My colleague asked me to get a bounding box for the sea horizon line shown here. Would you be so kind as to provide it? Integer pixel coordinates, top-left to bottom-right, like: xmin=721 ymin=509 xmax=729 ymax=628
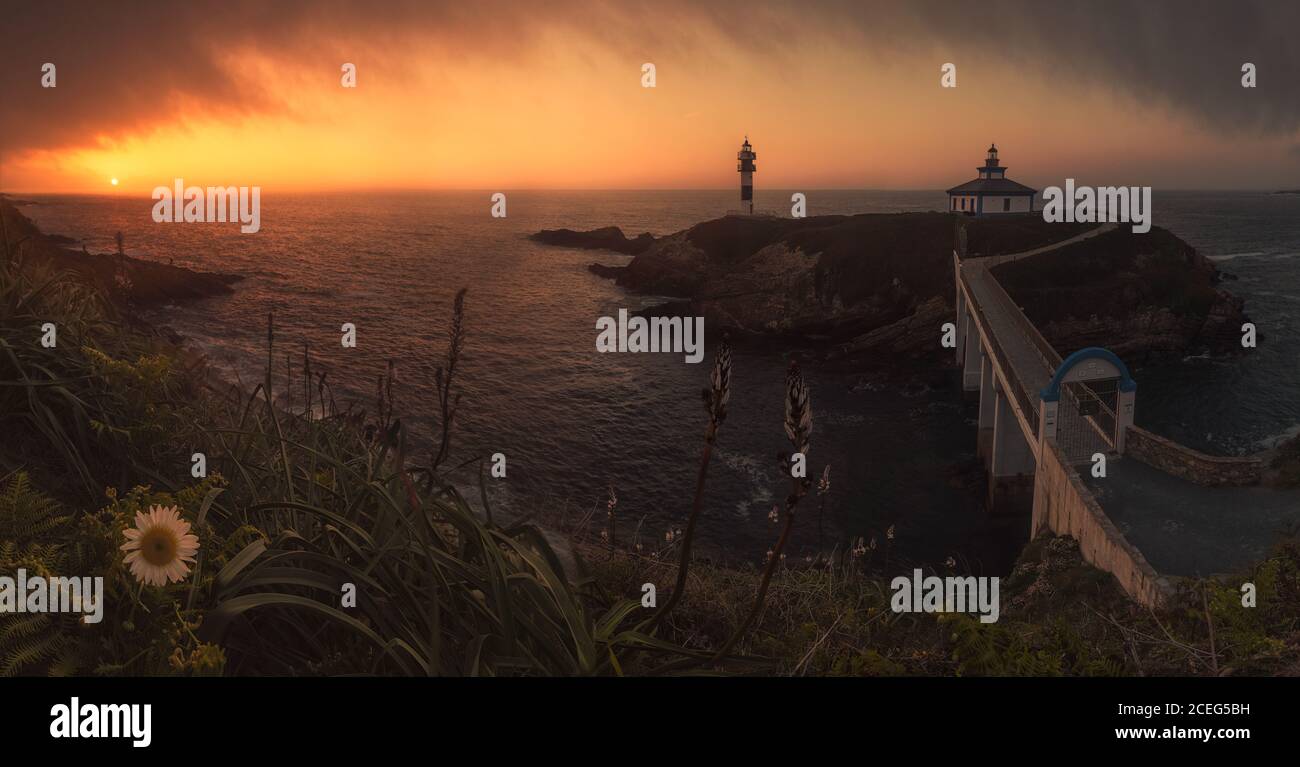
xmin=3 ymin=186 xmax=1292 ymax=197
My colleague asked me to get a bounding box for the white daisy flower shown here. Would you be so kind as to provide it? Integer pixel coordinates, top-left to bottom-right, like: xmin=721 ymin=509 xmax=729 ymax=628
xmin=120 ymin=505 xmax=200 ymax=587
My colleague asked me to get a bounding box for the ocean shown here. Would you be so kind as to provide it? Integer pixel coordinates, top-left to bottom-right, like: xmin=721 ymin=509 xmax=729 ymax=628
xmin=16 ymin=189 xmax=1300 ymax=574
xmin=1127 ymin=191 xmax=1300 ymax=455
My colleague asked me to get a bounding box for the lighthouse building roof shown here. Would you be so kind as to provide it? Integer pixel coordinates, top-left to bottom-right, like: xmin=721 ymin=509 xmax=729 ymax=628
xmin=945 ymin=177 xmax=1036 ymax=195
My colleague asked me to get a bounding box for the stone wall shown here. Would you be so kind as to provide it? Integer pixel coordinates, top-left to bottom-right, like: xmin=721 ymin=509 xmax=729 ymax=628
xmin=1032 ymin=440 xmax=1174 ymax=608
xmin=1126 ymin=426 xmax=1262 ymax=486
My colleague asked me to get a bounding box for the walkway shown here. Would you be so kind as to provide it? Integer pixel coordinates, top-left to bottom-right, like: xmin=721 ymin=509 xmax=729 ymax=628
xmin=1083 ymin=459 xmax=1300 ymax=576
xmin=979 ymin=222 xmax=1118 ymax=268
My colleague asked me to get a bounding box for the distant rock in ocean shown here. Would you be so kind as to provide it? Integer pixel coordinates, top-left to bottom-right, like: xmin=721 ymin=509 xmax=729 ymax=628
xmin=0 ymin=193 xmax=39 ymax=206
xmin=529 ymin=226 xmax=656 ymax=255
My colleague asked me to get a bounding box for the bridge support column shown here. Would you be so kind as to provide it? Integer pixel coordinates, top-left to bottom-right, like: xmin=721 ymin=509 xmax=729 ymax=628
xmin=976 ymin=352 xmax=995 ymax=461
xmin=1115 ymin=388 xmax=1135 ymax=453
xmin=1038 ymin=399 xmax=1058 ymax=447
xmin=954 ymin=288 xmax=966 ymax=367
xmin=989 ymin=384 xmax=1035 ymax=515
xmin=962 ymin=313 xmax=981 ymax=394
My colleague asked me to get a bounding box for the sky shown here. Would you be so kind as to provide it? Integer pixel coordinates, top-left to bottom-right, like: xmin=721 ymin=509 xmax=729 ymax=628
xmin=2 ymin=0 xmax=1298 ymax=193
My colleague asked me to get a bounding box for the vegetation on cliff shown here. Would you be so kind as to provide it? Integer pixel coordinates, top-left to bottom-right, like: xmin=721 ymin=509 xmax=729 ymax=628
xmin=584 ymin=534 xmax=1300 ymax=675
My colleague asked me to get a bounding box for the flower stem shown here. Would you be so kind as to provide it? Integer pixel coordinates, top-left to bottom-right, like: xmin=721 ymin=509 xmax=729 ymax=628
xmin=710 ymin=490 xmax=800 ymax=664
xmin=654 ymin=434 xmax=714 ymax=626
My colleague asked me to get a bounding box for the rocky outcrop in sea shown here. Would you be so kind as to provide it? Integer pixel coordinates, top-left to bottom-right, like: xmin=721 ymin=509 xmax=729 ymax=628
xmin=536 ymin=213 xmax=1248 ymax=366
xmin=0 ymin=198 xmax=241 ymax=308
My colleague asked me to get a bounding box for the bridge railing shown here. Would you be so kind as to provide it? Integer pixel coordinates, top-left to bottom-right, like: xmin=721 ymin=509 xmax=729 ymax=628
xmin=957 ymin=263 xmax=1042 ymax=438
xmin=980 ymin=262 xmax=1062 ymax=369
xmin=980 ymin=259 xmax=1135 ymax=457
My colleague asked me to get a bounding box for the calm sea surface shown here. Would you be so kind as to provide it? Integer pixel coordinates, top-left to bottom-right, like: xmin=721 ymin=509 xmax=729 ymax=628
xmin=18 ymin=190 xmax=1300 ymax=573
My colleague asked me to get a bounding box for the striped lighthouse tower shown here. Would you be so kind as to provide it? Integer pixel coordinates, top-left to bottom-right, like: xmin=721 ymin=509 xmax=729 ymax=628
xmin=737 ymin=136 xmax=756 ymax=215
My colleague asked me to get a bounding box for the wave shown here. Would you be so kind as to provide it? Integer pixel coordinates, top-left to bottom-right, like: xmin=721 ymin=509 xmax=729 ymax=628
xmin=1256 ymin=422 xmax=1300 ymax=451
xmin=1206 ymin=250 xmax=1265 ymax=261
xmin=718 ymin=449 xmax=775 ymax=518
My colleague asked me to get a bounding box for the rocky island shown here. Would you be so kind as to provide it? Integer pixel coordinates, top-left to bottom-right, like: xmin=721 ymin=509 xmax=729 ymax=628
xmin=530 ymin=226 xmax=656 ymax=255
xmin=535 ymin=212 xmax=1248 ymax=366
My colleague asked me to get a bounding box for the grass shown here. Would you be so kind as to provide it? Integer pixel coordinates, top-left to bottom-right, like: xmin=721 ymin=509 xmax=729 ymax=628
xmin=583 ymin=534 xmax=1300 ymax=676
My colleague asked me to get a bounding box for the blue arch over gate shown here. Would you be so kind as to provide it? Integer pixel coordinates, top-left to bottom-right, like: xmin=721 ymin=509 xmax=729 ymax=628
xmin=1039 ymin=347 xmax=1136 ymax=403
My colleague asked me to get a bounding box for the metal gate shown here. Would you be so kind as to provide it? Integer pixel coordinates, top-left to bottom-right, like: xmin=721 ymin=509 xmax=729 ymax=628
xmin=1056 ymin=378 xmax=1120 ymax=465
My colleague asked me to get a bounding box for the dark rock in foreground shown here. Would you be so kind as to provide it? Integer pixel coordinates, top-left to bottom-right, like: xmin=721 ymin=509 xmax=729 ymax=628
xmin=530 ymin=226 xmax=656 ymax=255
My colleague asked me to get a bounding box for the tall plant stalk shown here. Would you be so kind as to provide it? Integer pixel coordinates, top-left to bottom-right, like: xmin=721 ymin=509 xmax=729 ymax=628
xmin=711 ymin=360 xmax=810 ymax=663
xmin=431 ymin=288 xmax=467 ymax=475
xmin=654 ymin=338 xmax=731 ymax=626
xmin=264 ymin=311 xmax=295 ymax=503
xmin=816 ymin=464 xmax=830 ymax=552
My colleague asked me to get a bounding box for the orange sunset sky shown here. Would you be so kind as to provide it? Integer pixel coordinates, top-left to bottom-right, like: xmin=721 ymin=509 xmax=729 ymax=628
xmin=3 ymin=0 xmax=1299 ymax=194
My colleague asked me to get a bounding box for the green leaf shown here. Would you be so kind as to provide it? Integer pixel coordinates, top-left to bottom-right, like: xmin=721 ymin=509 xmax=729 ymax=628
xmin=215 ymin=539 xmax=267 ymax=592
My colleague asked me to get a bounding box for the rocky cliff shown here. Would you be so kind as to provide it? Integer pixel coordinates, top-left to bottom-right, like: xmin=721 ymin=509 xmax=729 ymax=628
xmin=1 ymin=198 xmax=241 ymax=307
xmin=991 ymin=227 xmax=1247 ymax=358
xmin=538 ymin=212 xmax=1248 ymax=368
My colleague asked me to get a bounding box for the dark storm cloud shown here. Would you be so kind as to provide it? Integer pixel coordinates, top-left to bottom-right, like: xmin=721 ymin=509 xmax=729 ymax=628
xmin=2 ymin=0 xmax=1297 ymax=160
xmin=835 ymin=0 xmax=1300 ymax=136
xmin=0 ymin=0 xmax=559 ymax=159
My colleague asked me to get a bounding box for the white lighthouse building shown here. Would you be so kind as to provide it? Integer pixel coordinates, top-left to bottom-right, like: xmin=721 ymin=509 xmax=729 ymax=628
xmin=737 ymin=137 xmax=756 ymax=214
xmin=946 ymin=144 xmax=1036 ymax=215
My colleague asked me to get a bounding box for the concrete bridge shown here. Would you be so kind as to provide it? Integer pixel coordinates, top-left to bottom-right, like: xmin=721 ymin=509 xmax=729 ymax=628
xmin=955 ymin=252 xmax=1136 ymax=504
xmin=953 ymin=245 xmax=1163 ymax=607
xmin=954 ymin=232 xmax=1300 ymax=608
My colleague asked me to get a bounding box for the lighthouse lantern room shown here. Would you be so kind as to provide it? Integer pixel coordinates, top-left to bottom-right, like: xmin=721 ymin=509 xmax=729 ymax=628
xmin=737 ymin=137 xmax=756 ymax=215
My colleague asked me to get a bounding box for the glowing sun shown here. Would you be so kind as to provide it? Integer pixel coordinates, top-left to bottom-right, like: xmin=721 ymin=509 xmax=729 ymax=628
xmin=110 ymin=177 xmax=119 ymax=186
